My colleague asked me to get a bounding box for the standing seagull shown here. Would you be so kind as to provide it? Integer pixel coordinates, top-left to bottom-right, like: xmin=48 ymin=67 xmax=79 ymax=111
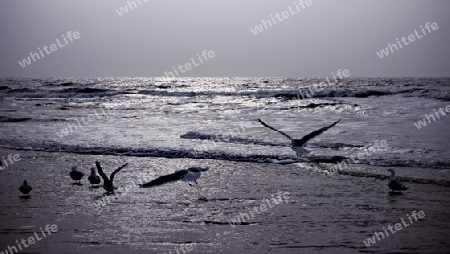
xmin=95 ymin=161 xmax=128 ymax=193
xmin=258 ymin=118 xmax=341 ymax=156
xmin=139 ymin=167 xmax=209 ymax=188
xmin=387 ymin=169 xmax=408 ymax=193
xmin=70 ymin=166 xmax=84 ymax=184
xmin=19 ymin=180 xmax=32 ymax=197
xmin=88 ymin=167 xmax=101 ymax=187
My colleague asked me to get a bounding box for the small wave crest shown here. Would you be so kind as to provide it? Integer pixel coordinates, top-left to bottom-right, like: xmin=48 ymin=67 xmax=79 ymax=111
xmin=180 ymin=131 xmax=285 ymax=147
xmin=180 ymin=131 xmax=362 ymax=150
xmin=0 ymin=116 xmax=32 ymax=122
xmin=0 ymin=138 xmax=346 ymax=164
xmin=274 ymin=89 xmax=392 ymax=100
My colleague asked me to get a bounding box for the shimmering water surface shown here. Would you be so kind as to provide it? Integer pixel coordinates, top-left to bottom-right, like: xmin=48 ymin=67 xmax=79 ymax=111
xmin=0 ymin=77 xmax=449 ymax=253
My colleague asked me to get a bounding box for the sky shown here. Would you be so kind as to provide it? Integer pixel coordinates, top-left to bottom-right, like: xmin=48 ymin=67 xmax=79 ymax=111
xmin=0 ymin=0 xmax=449 ymax=77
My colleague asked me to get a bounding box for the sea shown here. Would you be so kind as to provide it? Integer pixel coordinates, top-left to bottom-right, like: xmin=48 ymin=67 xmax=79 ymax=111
xmin=0 ymin=77 xmax=449 ymax=253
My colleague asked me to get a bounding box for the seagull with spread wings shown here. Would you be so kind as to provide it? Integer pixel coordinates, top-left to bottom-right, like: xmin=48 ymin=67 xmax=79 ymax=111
xmin=258 ymin=118 xmax=341 ymax=156
xmin=139 ymin=167 xmax=209 ymax=188
xmin=95 ymin=161 xmax=128 ymax=193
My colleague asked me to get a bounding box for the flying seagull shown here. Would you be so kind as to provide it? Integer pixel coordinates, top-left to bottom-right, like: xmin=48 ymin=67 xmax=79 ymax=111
xmin=387 ymin=169 xmax=408 ymax=193
xmin=70 ymin=166 xmax=84 ymax=184
xmin=19 ymin=180 xmax=32 ymax=197
xmin=88 ymin=167 xmax=101 ymax=187
xmin=95 ymin=161 xmax=128 ymax=193
xmin=257 ymin=118 xmax=341 ymax=156
xmin=140 ymin=167 xmax=209 ymax=188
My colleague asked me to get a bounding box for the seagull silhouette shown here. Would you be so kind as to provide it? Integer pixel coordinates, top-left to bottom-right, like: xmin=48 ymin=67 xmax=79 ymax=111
xmin=258 ymin=118 xmax=341 ymax=156
xmin=19 ymin=180 xmax=32 ymax=197
xmin=387 ymin=169 xmax=408 ymax=193
xmin=95 ymin=161 xmax=128 ymax=193
xmin=70 ymin=166 xmax=84 ymax=184
xmin=88 ymin=167 xmax=101 ymax=187
xmin=139 ymin=167 xmax=209 ymax=188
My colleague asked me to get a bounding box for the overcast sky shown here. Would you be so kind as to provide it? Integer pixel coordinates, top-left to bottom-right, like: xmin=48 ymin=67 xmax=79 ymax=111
xmin=0 ymin=0 xmax=449 ymax=77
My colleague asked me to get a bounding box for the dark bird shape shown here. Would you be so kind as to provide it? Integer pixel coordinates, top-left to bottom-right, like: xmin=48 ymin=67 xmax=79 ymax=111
xmin=387 ymin=169 xmax=408 ymax=192
xmin=258 ymin=118 xmax=341 ymax=156
xmin=19 ymin=180 xmax=32 ymax=196
xmin=88 ymin=167 xmax=101 ymax=187
xmin=70 ymin=166 xmax=84 ymax=184
xmin=140 ymin=167 xmax=209 ymax=188
xmin=95 ymin=161 xmax=128 ymax=193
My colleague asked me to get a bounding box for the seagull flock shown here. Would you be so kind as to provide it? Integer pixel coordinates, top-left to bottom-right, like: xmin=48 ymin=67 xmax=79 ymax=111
xmin=19 ymin=118 xmax=409 ymax=197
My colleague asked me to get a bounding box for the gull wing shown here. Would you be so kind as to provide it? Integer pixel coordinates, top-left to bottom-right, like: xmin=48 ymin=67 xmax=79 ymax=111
xmin=110 ymin=163 xmax=128 ymax=182
xmin=258 ymin=118 xmax=293 ymax=141
xmin=293 ymin=119 xmax=340 ymax=146
xmin=140 ymin=170 xmax=188 ymax=188
xmin=95 ymin=161 xmax=109 ymax=182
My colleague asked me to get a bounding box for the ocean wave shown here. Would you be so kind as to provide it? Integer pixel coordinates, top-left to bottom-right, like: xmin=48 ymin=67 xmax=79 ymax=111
xmin=61 ymin=87 xmax=113 ymax=93
xmin=42 ymin=81 xmax=78 ymax=87
xmin=0 ymin=116 xmax=32 ymax=122
xmin=0 ymin=139 xmax=345 ymax=164
xmin=5 ymin=88 xmax=35 ymax=93
xmin=137 ymin=90 xmax=198 ymax=97
xmin=180 ymin=131 xmax=285 ymax=147
xmin=274 ymin=89 xmax=392 ymax=100
xmin=0 ymin=137 xmax=448 ymax=185
xmin=180 ymin=131 xmax=363 ymax=149
xmin=1 ymin=78 xmax=448 ymax=102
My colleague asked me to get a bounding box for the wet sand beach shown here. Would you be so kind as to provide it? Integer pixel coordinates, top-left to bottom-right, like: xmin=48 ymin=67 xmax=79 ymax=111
xmin=1 ymin=147 xmax=449 ymax=253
